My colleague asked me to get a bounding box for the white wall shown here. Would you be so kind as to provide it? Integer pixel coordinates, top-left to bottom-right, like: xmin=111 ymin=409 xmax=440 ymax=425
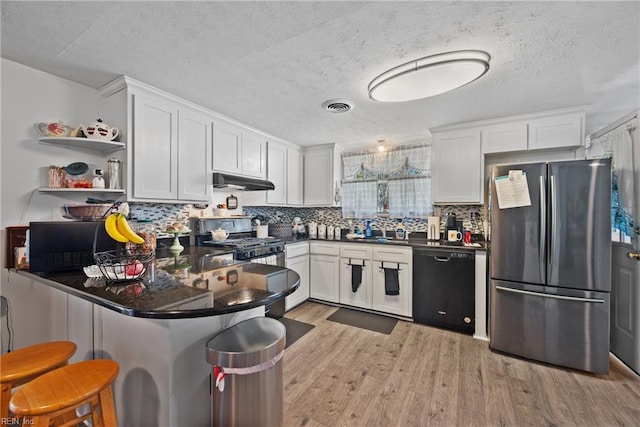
xmin=0 ymin=58 xmax=119 ymax=350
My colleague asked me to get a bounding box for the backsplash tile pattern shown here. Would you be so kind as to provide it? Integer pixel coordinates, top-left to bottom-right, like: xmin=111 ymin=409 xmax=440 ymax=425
xmin=128 ymin=203 xmax=489 ymax=238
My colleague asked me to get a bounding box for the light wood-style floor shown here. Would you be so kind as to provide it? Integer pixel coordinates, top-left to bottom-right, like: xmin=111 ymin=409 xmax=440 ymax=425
xmin=282 ymin=302 xmax=640 ymax=427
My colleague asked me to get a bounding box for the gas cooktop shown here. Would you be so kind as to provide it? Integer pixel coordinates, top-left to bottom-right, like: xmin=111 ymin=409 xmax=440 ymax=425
xmin=203 ymin=237 xmax=280 ymax=249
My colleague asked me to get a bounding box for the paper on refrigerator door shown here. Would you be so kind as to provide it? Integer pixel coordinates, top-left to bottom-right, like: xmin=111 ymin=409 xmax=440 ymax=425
xmin=494 ymin=170 xmax=532 ymax=209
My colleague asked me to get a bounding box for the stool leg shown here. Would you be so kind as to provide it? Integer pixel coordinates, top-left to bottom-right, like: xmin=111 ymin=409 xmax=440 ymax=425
xmin=1 ymin=383 xmax=11 ymax=419
xmin=98 ymin=385 xmax=117 ymax=427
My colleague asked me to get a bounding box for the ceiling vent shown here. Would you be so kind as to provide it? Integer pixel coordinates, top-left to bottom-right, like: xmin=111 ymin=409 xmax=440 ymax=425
xmin=322 ymin=99 xmax=354 ymax=113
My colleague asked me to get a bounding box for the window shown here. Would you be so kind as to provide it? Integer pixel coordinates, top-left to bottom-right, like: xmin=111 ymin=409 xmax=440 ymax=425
xmin=341 ymin=144 xmax=431 ymax=218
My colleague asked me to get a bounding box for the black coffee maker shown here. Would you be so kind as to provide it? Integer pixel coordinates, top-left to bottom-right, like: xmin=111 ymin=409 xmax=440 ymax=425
xmin=445 ymin=212 xmax=457 ymax=233
xmin=445 ymin=212 xmax=464 ymax=244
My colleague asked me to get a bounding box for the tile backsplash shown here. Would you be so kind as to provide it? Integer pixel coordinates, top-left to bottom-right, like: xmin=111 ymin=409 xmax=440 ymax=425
xmin=127 ymin=202 xmax=488 ymax=239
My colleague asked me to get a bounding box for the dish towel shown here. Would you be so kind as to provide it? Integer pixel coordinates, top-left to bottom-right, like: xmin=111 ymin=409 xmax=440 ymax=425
xmin=384 ymin=268 xmax=400 ymax=296
xmin=351 ymin=265 xmax=362 ymax=292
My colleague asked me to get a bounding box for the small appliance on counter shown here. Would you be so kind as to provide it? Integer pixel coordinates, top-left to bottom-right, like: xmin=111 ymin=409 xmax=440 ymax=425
xmin=427 ymin=216 xmax=440 ymax=241
xmin=29 ymin=221 xmax=119 ymax=272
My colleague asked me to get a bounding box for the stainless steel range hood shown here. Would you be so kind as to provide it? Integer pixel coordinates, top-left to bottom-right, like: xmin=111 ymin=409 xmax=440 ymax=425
xmin=212 ymin=172 xmax=275 ymax=191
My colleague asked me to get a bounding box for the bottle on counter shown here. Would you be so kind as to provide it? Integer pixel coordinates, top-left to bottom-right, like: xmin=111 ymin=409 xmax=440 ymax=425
xmin=365 ymin=220 xmax=373 ymax=238
xmin=395 ymin=218 xmax=406 ymax=240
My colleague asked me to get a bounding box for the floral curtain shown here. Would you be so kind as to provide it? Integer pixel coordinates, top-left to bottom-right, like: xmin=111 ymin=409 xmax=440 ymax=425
xmin=586 ymin=116 xmax=637 ymax=241
xmin=341 ymin=180 xmax=378 ymax=218
xmin=341 ymin=144 xmax=431 ymax=218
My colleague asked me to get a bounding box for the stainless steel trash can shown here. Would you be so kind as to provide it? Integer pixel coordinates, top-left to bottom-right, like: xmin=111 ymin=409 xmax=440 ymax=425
xmin=206 ymin=317 xmax=286 ymax=427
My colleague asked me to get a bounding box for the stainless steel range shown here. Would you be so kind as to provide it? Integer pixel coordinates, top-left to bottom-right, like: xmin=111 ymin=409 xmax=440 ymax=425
xmin=191 ymin=216 xmax=286 ymax=317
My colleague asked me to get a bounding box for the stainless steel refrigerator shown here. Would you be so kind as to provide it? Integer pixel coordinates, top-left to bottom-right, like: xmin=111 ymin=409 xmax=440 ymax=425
xmin=489 ymin=159 xmax=612 ymax=374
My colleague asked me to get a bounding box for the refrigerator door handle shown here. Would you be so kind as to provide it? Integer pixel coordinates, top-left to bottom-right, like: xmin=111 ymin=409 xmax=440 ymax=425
xmin=549 ymin=175 xmax=557 ymax=275
xmin=495 ymin=285 xmax=605 ymax=304
xmin=539 ymin=175 xmax=546 ymax=280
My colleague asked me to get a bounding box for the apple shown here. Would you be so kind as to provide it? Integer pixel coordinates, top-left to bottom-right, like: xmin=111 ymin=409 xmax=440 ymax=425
xmin=125 ymin=260 xmax=144 ymax=277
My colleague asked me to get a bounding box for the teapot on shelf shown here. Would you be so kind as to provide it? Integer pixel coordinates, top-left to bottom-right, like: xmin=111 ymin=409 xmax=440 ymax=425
xmin=211 ymin=228 xmax=230 ymax=242
xmin=80 ymin=118 xmax=120 ymax=141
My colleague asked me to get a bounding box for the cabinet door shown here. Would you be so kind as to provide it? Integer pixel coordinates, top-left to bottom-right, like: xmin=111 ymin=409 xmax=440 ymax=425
xmin=431 ymin=129 xmax=483 ymax=204
xmin=304 ymin=147 xmax=333 ymax=205
xmin=287 ymin=149 xmax=303 ymax=205
xmin=266 ymin=141 xmax=287 ymax=205
xmin=212 ymin=120 xmax=241 ymax=174
xmin=241 ymin=131 xmax=266 ymax=178
xmin=339 ymin=258 xmax=373 ymax=309
xmin=178 ymin=108 xmax=211 ymax=201
xmin=309 ymin=254 xmax=339 ymax=302
xmin=132 ymin=90 xmax=179 ymax=200
xmin=482 ymin=122 xmax=528 ymax=154
xmin=528 ymin=113 xmax=584 ymax=150
xmin=372 ymin=262 xmax=411 ymax=317
xmin=285 ymin=255 xmax=310 ymax=311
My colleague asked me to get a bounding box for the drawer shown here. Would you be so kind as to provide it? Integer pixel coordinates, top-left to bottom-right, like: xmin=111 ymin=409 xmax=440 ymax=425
xmin=310 ymin=241 xmax=340 ymax=256
xmin=340 ymin=244 xmax=372 ymax=259
xmin=373 ymin=246 xmax=412 ymax=263
xmin=286 ymin=242 xmax=309 ymax=259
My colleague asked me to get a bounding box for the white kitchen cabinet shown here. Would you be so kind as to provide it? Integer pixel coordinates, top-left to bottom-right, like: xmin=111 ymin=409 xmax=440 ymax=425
xmin=287 ymin=148 xmax=303 ymax=205
xmin=243 ymin=141 xmax=304 ymax=207
xmin=212 ymin=120 xmax=242 ymax=175
xmin=481 ymin=122 xmax=528 ymax=154
xmin=309 ymin=242 xmax=340 ymax=302
xmin=431 ymin=128 xmax=483 ymax=204
xmin=528 ymin=112 xmax=584 ymax=150
xmin=339 ymin=244 xmax=373 ymax=309
xmin=131 ymin=88 xmax=210 ymax=202
xmin=285 ymin=242 xmax=310 ymax=311
xmin=240 ymin=130 xmax=267 ymax=178
xmin=131 ymin=89 xmax=179 ymax=200
xmin=178 ymin=106 xmax=211 ymax=201
xmin=371 ymin=246 xmax=412 ymax=317
xmin=304 ymin=144 xmax=342 ymax=206
xmin=266 ymin=141 xmax=287 ymax=205
xmin=212 ymin=120 xmax=266 ymax=179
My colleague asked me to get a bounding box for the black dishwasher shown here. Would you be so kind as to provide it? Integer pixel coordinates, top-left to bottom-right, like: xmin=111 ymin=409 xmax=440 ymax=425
xmin=412 ymin=247 xmax=475 ymax=334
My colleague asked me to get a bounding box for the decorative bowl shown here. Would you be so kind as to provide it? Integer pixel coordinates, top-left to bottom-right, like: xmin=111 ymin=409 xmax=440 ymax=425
xmin=61 ymin=204 xmax=114 ymax=221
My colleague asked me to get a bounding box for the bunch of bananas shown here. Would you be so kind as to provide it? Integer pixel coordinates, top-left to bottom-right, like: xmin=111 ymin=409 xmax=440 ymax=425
xmin=104 ymin=213 xmax=145 ymax=244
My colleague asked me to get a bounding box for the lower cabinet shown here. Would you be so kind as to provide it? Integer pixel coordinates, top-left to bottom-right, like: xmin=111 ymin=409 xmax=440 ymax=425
xmin=371 ymin=246 xmax=412 ymax=317
xmin=309 ymin=241 xmax=412 ymax=318
xmin=309 ymin=242 xmax=340 ymax=302
xmin=339 ymin=245 xmax=373 ymax=309
xmin=285 ymin=242 xmax=310 ymax=311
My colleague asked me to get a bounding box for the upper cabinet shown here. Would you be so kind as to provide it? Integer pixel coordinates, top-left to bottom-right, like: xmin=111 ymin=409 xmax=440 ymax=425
xmin=242 ymin=140 xmax=303 ymax=207
xmin=431 ymin=129 xmax=483 ymax=204
xmin=131 ymin=89 xmax=180 ymax=201
xmin=481 ymin=107 xmax=585 ymax=154
xmin=304 ymin=144 xmax=342 ymax=206
xmin=430 ymin=106 xmax=586 ymax=204
xmin=212 ymin=121 xmax=266 ymax=179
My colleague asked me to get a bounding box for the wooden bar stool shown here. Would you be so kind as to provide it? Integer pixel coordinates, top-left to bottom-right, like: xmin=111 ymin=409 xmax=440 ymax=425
xmin=9 ymin=359 xmax=119 ymax=427
xmin=0 ymin=341 xmax=77 ymax=419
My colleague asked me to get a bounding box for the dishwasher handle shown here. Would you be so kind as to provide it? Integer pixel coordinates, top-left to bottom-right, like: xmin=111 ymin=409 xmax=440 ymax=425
xmin=434 ymin=256 xmax=450 ymax=262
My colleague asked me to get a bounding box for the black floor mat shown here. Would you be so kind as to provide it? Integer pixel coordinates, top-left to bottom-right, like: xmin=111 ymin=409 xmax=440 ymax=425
xmin=279 ymin=317 xmax=315 ymax=349
xmin=326 ymin=308 xmax=398 ymax=335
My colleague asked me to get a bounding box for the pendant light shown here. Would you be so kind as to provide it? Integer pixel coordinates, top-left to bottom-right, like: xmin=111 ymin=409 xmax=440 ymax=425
xmin=368 ymin=50 xmax=490 ymax=102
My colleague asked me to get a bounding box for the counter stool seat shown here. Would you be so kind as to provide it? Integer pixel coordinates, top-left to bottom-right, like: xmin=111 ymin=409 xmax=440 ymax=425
xmin=9 ymin=359 xmax=119 ymax=427
xmin=0 ymin=341 xmax=77 ymax=419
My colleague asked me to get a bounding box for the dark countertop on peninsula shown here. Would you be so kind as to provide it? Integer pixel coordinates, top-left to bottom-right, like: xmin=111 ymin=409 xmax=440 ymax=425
xmin=20 ymin=246 xmax=300 ymax=319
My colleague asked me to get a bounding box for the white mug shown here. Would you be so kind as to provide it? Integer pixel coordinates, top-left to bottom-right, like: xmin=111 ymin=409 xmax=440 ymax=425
xmin=447 ymin=230 xmax=462 ymax=242
xmin=256 ymin=225 xmax=268 ymax=239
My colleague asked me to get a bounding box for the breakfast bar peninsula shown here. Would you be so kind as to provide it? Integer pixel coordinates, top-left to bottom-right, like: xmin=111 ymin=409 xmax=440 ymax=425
xmin=17 ymin=246 xmax=300 ymax=427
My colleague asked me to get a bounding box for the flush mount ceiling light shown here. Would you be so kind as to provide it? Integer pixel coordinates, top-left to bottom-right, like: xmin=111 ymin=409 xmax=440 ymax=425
xmin=377 ymin=139 xmax=386 ymax=152
xmin=322 ymin=99 xmax=354 ymax=113
xmin=368 ymin=50 xmax=490 ymax=102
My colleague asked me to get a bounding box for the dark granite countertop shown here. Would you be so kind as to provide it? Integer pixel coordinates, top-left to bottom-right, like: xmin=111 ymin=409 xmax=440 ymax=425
xmin=20 ymin=246 xmax=299 ymax=319
xmin=288 ymin=234 xmax=489 ymax=251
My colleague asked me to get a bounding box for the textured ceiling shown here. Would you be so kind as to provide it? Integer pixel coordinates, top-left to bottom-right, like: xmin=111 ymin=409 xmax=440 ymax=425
xmin=1 ymin=1 xmax=639 ymax=148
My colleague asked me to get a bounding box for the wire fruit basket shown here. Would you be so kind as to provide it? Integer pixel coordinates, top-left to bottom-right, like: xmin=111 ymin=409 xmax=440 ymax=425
xmin=93 ymin=250 xmax=154 ymax=283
